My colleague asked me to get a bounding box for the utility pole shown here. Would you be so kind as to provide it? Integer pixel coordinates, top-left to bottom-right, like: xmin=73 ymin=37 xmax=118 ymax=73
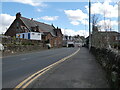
xmin=89 ymin=0 xmax=91 ymax=50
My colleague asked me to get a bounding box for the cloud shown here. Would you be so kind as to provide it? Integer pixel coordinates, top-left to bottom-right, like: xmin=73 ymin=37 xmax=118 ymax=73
xmin=40 ymin=16 xmax=59 ymax=21
xmin=0 ymin=14 xmax=15 ymax=34
xmin=61 ymin=28 xmax=89 ymax=37
xmin=97 ymin=19 xmax=118 ymax=30
xmin=98 ymin=20 xmax=118 ymax=26
xmin=2 ymin=0 xmax=47 ymax=7
xmin=85 ymin=1 xmax=118 ymax=18
xmin=81 ymin=19 xmax=89 ymax=25
xmin=36 ymin=8 xmax=42 ymax=12
xmin=1 ymin=0 xmax=119 ymax=3
xmin=64 ymin=9 xmax=88 ymax=26
xmin=70 ymin=21 xmax=80 ymax=26
xmin=64 ymin=9 xmax=88 ymax=21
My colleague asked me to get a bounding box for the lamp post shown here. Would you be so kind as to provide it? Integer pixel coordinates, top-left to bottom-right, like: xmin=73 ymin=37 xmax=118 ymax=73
xmin=89 ymin=0 xmax=91 ymax=50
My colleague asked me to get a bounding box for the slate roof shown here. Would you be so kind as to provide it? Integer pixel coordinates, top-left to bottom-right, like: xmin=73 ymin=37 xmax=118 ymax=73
xmin=20 ymin=17 xmax=56 ymax=36
xmin=97 ymin=31 xmax=120 ymax=36
xmin=99 ymin=31 xmax=120 ymax=33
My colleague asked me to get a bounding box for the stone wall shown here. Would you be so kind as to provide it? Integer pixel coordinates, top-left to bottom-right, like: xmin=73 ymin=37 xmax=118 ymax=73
xmin=3 ymin=44 xmax=46 ymax=56
xmin=90 ymin=47 xmax=120 ymax=88
xmin=2 ymin=37 xmax=47 ymax=56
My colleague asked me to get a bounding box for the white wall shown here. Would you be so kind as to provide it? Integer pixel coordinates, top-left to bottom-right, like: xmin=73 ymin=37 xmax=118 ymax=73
xmin=16 ymin=33 xmax=28 ymax=39
xmin=30 ymin=32 xmax=42 ymax=40
xmin=16 ymin=32 xmax=42 ymax=40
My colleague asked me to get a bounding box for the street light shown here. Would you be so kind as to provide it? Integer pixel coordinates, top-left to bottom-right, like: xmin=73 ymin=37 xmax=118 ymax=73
xmin=89 ymin=0 xmax=91 ymax=50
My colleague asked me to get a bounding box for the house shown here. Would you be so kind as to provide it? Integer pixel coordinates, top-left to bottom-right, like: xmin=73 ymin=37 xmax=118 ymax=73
xmin=5 ymin=12 xmax=63 ymax=47
xmin=62 ymin=35 xmax=75 ymax=47
xmin=92 ymin=31 xmax=120 ymax=48
xmin=62 ymin=35 xmax=84 ymax=47
xmin=91 ymin=28 xmax=120 ymax=48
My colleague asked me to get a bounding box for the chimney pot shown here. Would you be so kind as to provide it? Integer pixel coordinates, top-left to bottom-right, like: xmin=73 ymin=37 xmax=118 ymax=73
xmin=16 ymin=12 xmax=21 ymax=18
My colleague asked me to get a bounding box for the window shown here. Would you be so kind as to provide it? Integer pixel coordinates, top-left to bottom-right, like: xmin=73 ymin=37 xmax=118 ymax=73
xmin=116 ymin=36 xmax=120 ymax=40
xmin=16 ymin=27 xmax=19 ymax=31
xmin=118 ymin=36 xmax=120 ymax=40
xmin=115 ymin=37 xmax=118 ymax=40
xmin=23 ymin=27 xmax=25 ymax=29
xmin=23 ymin=34 xmax=24 ymax=39
xmin=32 ymin=33 xmax=35 ymax=35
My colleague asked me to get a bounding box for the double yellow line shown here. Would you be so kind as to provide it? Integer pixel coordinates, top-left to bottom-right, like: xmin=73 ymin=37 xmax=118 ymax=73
xmin=14 ymin=48 xmax=80 ymax=89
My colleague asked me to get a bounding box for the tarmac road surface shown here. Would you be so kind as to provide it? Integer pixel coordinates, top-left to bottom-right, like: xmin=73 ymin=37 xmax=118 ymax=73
xmin=2 ymin=47 xmax=78 ymax=88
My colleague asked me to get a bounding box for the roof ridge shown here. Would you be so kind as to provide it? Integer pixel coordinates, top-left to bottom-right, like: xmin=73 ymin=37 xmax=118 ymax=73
xmin=21 ymin=17 xmax=31 ymax=21
xmin=21 ymin=17 xmax=53 ymax=27
xmin=34 ymin=20 xmax=53 ymax=27
xmin=99 ymin=31 xmax=119 ymax=33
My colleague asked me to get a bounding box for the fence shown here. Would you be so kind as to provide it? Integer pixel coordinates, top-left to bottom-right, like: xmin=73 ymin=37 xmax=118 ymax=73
xmin=90 ymin=46 xmax=120 ymax=88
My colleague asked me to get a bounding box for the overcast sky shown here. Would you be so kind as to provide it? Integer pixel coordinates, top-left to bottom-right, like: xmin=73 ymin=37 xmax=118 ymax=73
xmin=0 ymin=0 xmax=119 ymax=37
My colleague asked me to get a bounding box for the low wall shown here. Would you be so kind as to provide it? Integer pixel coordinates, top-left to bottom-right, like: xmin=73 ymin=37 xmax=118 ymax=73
xmin=3 ymin=44 xmax=47 ymax=56
xmin=2 ymin=37 xmax=48 ymax=56
xmin=2 ymin=37 xmax=63 ymax=56
xmin=90 ymin=47 xmax=120 ymax=88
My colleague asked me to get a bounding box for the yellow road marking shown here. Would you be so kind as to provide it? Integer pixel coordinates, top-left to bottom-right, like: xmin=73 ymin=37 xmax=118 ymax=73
xmin=14 ymin=48 xmax=80 ymax=89
xmin=21 ymin=67 xmax=51 ymax=89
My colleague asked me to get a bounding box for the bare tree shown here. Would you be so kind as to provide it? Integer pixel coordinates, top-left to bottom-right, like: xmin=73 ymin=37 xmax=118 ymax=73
xmin=91 ymin=14 xmax=101 ymax=47
xmin=91 ymin=14 xmax=101 ymax=33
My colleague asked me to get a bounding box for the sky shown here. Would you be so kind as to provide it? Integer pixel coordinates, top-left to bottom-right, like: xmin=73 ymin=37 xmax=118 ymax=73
xmin=0 ymin=0 xmax=119 ymax=37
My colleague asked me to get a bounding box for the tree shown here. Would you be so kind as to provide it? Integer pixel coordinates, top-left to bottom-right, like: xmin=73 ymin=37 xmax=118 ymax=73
xmin=91 ymin=14 xmax=100 ymax=33
xmin=91 ymin=14 xmax=103 ymax=48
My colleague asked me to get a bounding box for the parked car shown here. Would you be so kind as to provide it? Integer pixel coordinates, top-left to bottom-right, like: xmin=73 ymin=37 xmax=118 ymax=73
xmin=0 ymin=43 xmax=4 ymax=51
xmin=46 ymin=43 xmax=51 ymax=49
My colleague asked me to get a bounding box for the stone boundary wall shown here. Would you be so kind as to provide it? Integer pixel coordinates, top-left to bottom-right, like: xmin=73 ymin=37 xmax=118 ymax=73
xmin=90 ymin=47 xmax=120 ymax=88
xmin=2 ymin=44 xmax=47 ymax=56
xmin=1 ymin=37 xmax=47 ymax=56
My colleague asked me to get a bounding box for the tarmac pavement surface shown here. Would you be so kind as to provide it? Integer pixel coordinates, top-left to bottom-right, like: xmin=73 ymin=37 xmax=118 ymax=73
xmin=31 ymin=47 xmax=109 ymax=88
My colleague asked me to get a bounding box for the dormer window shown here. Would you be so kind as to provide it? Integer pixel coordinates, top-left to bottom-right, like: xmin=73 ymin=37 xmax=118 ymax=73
xmin=31 ymin=27 xmax=35 ymax=32
xmin=23 ymin=27 xmax=25 ymax=29
xmin=16 ymin=27 xmax=19 ymax=31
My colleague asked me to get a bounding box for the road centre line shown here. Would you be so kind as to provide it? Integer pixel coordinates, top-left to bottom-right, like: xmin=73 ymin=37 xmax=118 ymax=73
xmin=14 ymin=48 xmax=80 ymax=89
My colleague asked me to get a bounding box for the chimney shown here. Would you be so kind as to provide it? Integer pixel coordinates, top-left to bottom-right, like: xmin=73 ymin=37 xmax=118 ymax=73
xmin=31 ymin=18 xmax=33 ymax=20
xmin=36 ymin=26 xmax=39 ymax=32
xmin=16 ymin=12 xmax=21 ymax=18
xmin=51 ymin=24 xmax=55 ymax=29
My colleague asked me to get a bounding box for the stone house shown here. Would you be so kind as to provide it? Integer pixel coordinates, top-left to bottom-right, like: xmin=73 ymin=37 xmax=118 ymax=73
xmin=62 ymin=35 xmax=84 ymax=47
xmin=5 ymin=12 xmax=63 ymax=48
xmin=91 ymin=29 xmax=120 ymax=48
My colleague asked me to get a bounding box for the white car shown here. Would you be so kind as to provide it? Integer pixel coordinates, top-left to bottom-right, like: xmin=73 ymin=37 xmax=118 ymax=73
xmin=46 ymin=43 xmax=51 ymax=49
xmin=0 ymin=43 xmax=4 ymax=51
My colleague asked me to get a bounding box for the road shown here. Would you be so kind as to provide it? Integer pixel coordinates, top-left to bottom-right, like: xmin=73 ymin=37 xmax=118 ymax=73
xmin=32 ymin=47 xmax=109 ymax=88
xmin=2 ymin=47 xmax=78 ymax=88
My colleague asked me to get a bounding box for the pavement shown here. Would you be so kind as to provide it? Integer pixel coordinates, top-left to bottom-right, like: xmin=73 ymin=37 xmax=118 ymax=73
xmin=30 ymin=47 xmax=109 ymax=88
xmin=2 ymin=47 xmax=78 ymax=88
